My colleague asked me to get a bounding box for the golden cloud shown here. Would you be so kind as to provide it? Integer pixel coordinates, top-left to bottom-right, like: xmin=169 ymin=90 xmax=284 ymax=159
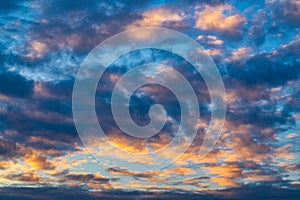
xmin=195 ymin=4 xmax=245 ymax=32
xmin=127 ymin=7 xmax=186 ymax=29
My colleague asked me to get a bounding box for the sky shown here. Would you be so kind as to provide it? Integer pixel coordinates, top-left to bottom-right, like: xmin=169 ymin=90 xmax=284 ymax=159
xmin=0 ymin=0 xmax=300 ymax=199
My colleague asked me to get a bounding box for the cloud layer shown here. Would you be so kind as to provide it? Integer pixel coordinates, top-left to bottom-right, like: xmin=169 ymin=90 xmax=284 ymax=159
xmin=0 ymin=0 xmax=299 ymax=199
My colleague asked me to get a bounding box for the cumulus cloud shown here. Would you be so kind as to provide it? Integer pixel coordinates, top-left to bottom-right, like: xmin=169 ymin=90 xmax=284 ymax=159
xmin=127 ymin=7 xmax=186 ymax=29
xmin=196 ymin=35 xmax=224 ymax=45
xmin=227 ymin=40 xmax=300 ymax=86
xmin=194 ymin=4 xmax=246 ymax=37
xmin=229 ymin=47 xmax=251 ymax=61
xmin=0 ymin=0 xmax=300 ymax=199
xmin=268 ymin=0 xmax=300 ymax=27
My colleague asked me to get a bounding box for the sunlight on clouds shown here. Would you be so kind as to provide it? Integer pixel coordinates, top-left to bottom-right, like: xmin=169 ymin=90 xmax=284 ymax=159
xmin=210 ymin=177 xmax=240 ymax=187
xmin=195 ymin=4 xmax=245 ymax=32
xmin=127 ymin=7 xmax=186 ymax=29
xmin=230 ymin=47 xmax=252 ymax=61
xmin=29 ymin=41 xmax=47 ymax=58
xmin=204 ymin=48 xmax=222 ymax=57
xmin=0 ymin=0 xmax=300 ymax=198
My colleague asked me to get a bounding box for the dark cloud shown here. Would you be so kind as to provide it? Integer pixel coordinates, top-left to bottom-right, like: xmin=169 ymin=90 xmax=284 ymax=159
xmin=0 ymin=78 xmax=79 ymax=146
xmin=0 ymin=186 xmax=300 ymax=200
xmin=0 ymin=187 xmax=218 ymax=200
xmin=269 ymin=0 xmax=300 ymax=27
xmin=220 ymin=186 xmax=300 ymax=200
xmin=227 ymin=52 xmax=300 ymax=86
xmin=26 ymin=1 xmax=145 ymax=56
xmin=0 ymin=110 xmax=77 ymax=142
xmin=284 ymin=89 xmax=300 ymax=113
xmin=63 ymin=173 xmax=114 ymax=184
xmin=94 ymin=49 xmax=210 ymax=142
xmin=248 ymin=25 xmax=266 ymax=46
xmin=6 ymin=173 xmax=41 ymax=183
xmin=0 ymin=71 xmax=34 ymax=97
xmin=226 ymin=104 xmax=290 ymax=128
xmin=0 ymin=139 xmax=18 ymax=159
xmin=107 ymin=167 xmax=156 ymax=180
xmin=0 ymin=0 xmax=22 ymax=12
xmin=42 ymin=79 xmax=74 ymax=100
xmin=0 ymin=0 xmax=299 ymax=197
xmin=37 ymin=99 xmax=72 ymax=116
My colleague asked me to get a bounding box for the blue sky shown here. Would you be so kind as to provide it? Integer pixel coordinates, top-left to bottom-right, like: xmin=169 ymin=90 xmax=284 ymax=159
xmin=0 ymin=0 xmax=300 ymax=199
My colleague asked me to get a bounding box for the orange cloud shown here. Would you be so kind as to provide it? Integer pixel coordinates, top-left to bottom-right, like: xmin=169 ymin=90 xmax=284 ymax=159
xmin=195 ymin=4 xmax=245 ymax=32
xmin=23 ymin=153 xmax=55 ymax=171
xmin=29 ymin=41 xmax=47 ymax=58
xmin=204 ymin=163 xmax=242 ymax=187
xmin=210 ymin=177 xmax=240 ymax=187
xmin=127 ymin=7 xmax=186 ymax=29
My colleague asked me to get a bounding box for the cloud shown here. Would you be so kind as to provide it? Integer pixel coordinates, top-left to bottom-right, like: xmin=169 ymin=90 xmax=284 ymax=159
xmin=108 ymin=167 xmax=158 ymax=180
xmin=5 ymin=172 xmax=42 ymax=183
xmin=0 ymin=140 xmax=18 ymax=159
xmin=25 ymin=0 xmax=145 ymax=57
xmin=229 ymin=47 xmax=251 ymax=61
xmin=0 ymin=0 xmax=300 ymax=198
xmin=0 ymin=71 xmax=34 ymax=98
xmin=194 ymin=4 xmax=246 ymax=37
xmin=1 ymin=186 xmax=300 ymax=200
xmin=196 ymin=35 xmax=224 ymax=45
xmin=227 ymin=40 xmax=300 ymax=86
xmin=204 ymin=163 xmax=242 ymax=187
xmin=127 ymin=7 xmax=186 ymax=29
xmin=0 ymin=0 xmax=22 ymax=12
xmin=29 ymin=41 xmax=48 ymax=58
xmin=268 ymin=0 xmax=300 ymax=27
xmin=248 ymin=24 xmax=266 ymax=46
xmin=23 ymin=151 xmax=55 ymax=170
xmin=60 ymin=172 xmax=116 ymax=189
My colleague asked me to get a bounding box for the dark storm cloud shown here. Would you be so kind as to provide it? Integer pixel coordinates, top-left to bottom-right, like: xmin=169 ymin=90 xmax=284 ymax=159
xmin=226 ymin=102 xmax=290 ymax=129
xmin=37 ymin=99 xmax=72 ymax=116
xmin=36 ymin=80 xmax=74 ymax=117
xmin=220 ymin=186 xmax=300 ymax=200
xmin=225 ymin=38 xmax=300 ymax=130
xmin=227 ymin=50 xmax=300 ymax=86
xmin=1 ymin=186 xmax=300 ymax=200
xmin=0 ymin=71 xmax=34 ymax=98
xmin=0 ymin=0 xmax=299 ymax=197
xmin=0 ymin=78 xmax=79 ymax=154
xmin=42 ymin=79 xmax=74 ymax=100
xmin=0 ymin=105 xmax=77 ymax=142
xmin=0 ymin=187 xmax=217 ymax=200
